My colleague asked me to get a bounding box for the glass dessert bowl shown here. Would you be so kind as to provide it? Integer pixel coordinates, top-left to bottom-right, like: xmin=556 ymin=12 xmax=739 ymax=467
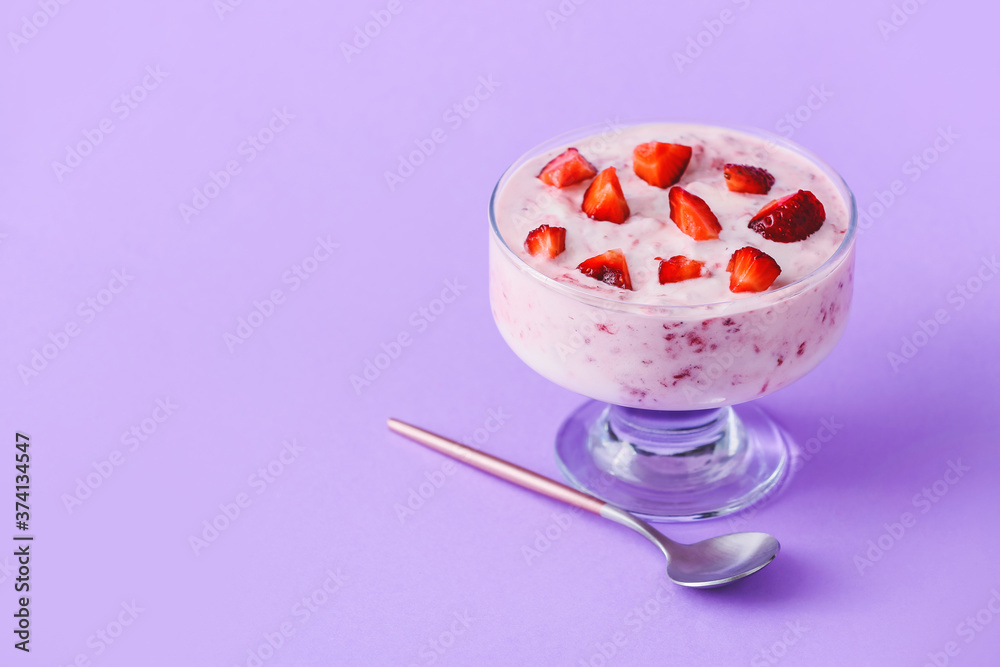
xmin=488 ymin=121 xmax=857 ymax=521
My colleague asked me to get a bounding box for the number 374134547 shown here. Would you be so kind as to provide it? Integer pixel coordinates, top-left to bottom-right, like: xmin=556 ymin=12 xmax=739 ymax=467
xmin=15 ymin=433 xmax=30 ymax=531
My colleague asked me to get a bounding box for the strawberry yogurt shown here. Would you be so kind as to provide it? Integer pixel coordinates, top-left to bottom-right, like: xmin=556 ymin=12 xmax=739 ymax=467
xmin=489 ymin=122 xmax=856 ymax=410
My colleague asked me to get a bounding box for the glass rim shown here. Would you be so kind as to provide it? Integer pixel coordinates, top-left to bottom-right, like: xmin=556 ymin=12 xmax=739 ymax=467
xmin=488 ymin=120 xmax=858 ymax=313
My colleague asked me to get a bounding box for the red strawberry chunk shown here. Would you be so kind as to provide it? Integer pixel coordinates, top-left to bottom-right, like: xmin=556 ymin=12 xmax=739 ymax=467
xmin=727 ymin=246 xmax=781 ymax=293
xmin=537 ymin=148 xmax=597 ymax=188
xmin=724 ymin=164 xmax=775 ymax=194
xmin=633 ymin=142 xmax=692 ymax=188
xmin=524 ymin=224 xmax=566 ymax=258
xmin=582 ymin=167 xmax=630 ymax=224
xmin=577 ymin=249 xmax=632 ymax=290
xmin=668 ymin=187 xmax=722 ymax=240
xmin=748 ymin=190 xmax=825 ymax=242
xmin=658 ymin=255 xmax=705 ymax=284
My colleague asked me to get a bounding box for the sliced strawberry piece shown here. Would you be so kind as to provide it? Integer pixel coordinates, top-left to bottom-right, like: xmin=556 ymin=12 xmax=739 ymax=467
xmin=577 ymin=249 xmax=632 ymax=290
xmin=524 ymin=224 xmax=566 ymax=258
xmin=727 ymin=246 xmax=781 ymax=293
xmin=582 ymin=167 xmax=630 ymax=224
xmin=724 ymin=164 xmax=775 ymax=194
xmin=657 ymin=255 xmax=705 ymax=284
xmin=633 ymin=142 xmax=692 ymax=188
xmin=748 ymin=190 xmax=825 ymax=242
xmin=668 ymin=187 xmax=722 ymax=240
xmin=537 ymin=148 xmax=597 ymax=188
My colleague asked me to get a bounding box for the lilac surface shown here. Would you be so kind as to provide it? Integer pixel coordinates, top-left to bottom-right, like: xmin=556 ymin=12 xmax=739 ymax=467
xmin=2 ymin=0 xmax=998 ymax=665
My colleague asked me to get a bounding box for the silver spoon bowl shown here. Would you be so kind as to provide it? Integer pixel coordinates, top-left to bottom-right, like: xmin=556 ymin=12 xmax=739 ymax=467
xmin=600 ymin=504 xmax=778 ymax=587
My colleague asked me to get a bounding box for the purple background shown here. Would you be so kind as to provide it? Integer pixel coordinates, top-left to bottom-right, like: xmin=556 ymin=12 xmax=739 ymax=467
xmin=3 ymin=0 xmax=999 ymax=665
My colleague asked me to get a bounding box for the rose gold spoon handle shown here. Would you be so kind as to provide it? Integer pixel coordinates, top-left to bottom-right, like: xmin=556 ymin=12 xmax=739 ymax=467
xmin=387 ymin=418 xmax=606 ymax=515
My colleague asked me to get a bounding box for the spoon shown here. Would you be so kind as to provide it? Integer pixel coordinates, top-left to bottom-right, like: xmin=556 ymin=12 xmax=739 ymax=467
xmin=387 ymin=418 xmax=780 ymax=588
